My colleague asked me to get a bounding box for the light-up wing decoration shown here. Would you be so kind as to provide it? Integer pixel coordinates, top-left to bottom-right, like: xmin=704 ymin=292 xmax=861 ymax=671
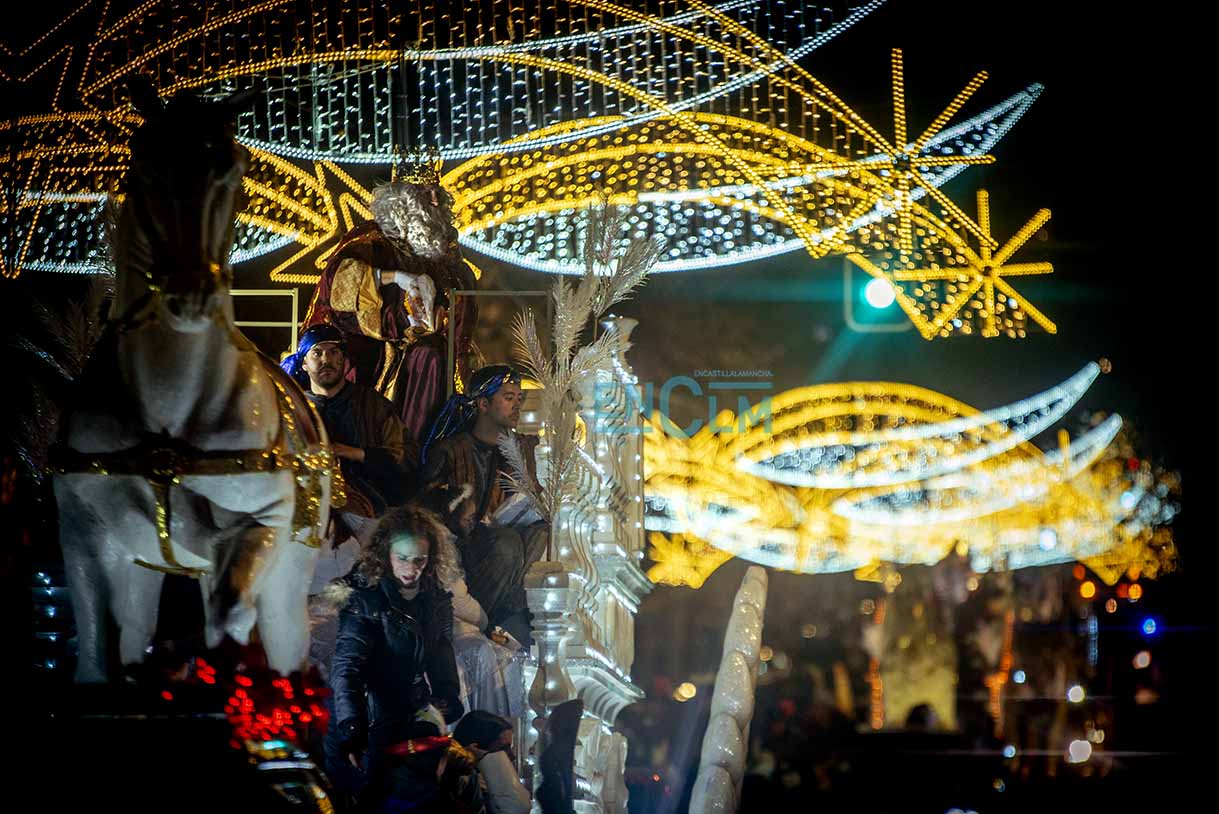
xmin=645 ymin=367 xmax=1179 ymax=581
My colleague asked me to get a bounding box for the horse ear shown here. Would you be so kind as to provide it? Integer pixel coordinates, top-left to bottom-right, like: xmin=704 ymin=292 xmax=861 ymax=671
xmin=128 ymin=76 xmax=163 ymax=117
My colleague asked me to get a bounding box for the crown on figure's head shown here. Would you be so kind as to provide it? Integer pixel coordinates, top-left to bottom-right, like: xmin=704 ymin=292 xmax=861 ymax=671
xmin=392 ymin=145 xmax=444 ymax=185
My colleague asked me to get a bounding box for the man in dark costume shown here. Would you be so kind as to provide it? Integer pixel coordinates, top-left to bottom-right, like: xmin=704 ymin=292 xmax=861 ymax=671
xmin=282 ymin=325 xmax=411 ymax=554
xmin=420 ymin=365 xmax=547 ymax=646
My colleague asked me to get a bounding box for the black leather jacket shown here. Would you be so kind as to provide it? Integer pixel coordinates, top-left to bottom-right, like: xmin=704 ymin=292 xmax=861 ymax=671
xmin=330 ymin=577 xmax=463 ymax=749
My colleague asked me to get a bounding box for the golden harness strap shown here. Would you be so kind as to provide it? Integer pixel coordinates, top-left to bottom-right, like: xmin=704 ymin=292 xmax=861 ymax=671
xmin=52 ymin=374 xmax=333 ymax=578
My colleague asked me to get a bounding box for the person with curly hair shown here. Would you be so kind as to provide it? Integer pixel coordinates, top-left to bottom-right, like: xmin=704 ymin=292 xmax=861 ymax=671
xmin=325 ymin=504 xmax=465 ymax=809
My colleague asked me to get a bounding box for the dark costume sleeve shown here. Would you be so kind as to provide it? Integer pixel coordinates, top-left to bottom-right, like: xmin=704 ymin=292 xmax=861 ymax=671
xmin=351 ymin=387 xmax=413 ymax=506
xmin=330 ymin=593 xmax=380 ymax=745
xmin=419 ymin=440 xmax=452 ymax=490
xmin=424 ymin=590 xmax=464 ymax=723
xmin=402 ymin=436 xmax=422 ymax=475
xmin=361 ymin=389 xmax=408 ymax=472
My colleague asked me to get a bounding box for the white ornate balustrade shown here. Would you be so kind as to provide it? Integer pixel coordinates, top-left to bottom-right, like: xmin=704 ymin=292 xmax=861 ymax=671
xmin=517 ymin=316 xmax=651 ymax=814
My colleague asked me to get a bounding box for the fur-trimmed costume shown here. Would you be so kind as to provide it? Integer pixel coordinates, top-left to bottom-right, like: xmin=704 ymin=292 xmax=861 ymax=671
xmin=303 ymin=221 xmax=477 ymax=441
xmin=329 ymin=575 xmax=463 ymax=743
xmin=421 ymin=431 xmax=539 ymax=525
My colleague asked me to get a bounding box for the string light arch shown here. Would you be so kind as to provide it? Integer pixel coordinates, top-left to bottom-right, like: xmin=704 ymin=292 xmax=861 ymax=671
xmin=3 ymin=1 xmax=1057 ymax=337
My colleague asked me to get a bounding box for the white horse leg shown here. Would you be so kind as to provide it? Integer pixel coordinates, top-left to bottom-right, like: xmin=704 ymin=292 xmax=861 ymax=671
xmin=255 ymin=532 xmax=317 ymax=675
xmin=187 ymin=470 xmax=320 ymax=674
xmin=255 ymin=473 xmax=326 ymax=675
xmin=55 ymin=478 xmax=111 ymax=683
xmin=207 ymin=522 xmax=277 ymax=647
xmin=225 ymin=602 xmax=259 ymax=647
xmin=198 ymin=564 xmax=258 ymax=650
xmin=113 ymin=563 xmax=165 ymax=667
xmin=197 ymin=572 xmax=224 ymax=649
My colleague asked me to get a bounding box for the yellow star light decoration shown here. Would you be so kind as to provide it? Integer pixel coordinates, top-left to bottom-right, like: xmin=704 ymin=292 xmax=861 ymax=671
xmin=645 ymin=532 xmax=733 ymax=590
xmin=849 ymin=189 xmax=1056 ymax=339
xmin=901 ymin=189 xmax=1054 ymax=338
xmin=825 ymin=48 xmax=998 ymax=257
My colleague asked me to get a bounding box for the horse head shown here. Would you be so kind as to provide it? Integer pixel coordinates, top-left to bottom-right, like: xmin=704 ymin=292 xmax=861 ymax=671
xmin=117 ymin=80 xmax=255 ymax=332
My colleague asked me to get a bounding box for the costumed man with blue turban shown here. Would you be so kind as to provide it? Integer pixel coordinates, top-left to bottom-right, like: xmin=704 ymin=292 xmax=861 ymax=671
xmin=419 ymin=365 xmax=546 ymax=647
xmin=282 ymin=324 xmax=413 ymax=590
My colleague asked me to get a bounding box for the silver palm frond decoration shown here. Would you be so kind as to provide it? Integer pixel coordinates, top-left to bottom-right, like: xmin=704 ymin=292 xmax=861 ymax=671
xmin=503 ymin=204 xmax=660 ymax=532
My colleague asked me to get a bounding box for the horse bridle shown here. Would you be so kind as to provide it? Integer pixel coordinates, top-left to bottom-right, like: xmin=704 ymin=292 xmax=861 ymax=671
xmin=107 ymin=258 xmax=236 ymax=337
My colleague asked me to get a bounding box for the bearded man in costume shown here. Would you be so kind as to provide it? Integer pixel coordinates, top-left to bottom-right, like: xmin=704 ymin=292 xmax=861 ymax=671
xmin=303 ymin=150 xmax=477 ymax=442
xmin=419 ymin=365 xmax=547 ymax=647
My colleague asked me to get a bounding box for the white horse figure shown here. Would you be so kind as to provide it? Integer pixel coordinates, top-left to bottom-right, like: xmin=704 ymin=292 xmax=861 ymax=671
xmin=53 ymin=86 xmax=331 ymax=681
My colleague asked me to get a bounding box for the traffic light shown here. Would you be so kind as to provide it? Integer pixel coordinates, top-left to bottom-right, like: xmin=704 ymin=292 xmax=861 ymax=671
xmin=842 ymin=256 xmax=912 ymax=333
